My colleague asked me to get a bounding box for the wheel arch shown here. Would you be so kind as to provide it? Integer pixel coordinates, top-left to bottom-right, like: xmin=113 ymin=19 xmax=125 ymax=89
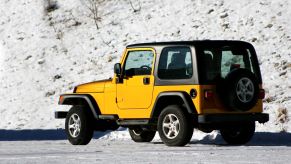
xmin=150 ymin=91 xmax=197 ymax=123
xmin=58 ymin=94 xmax=100 ymax=119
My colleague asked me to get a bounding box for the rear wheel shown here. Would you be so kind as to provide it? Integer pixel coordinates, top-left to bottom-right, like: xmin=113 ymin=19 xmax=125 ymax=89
xmin=128 ymin=128 xmax=156 ymax=142
xmin=220 ymin=121 xmax=255 ymax=145
xmin=65 ymin=106 xmax=94 ymax=145
xmin=157 ymin=105 xmax=193 ymax=146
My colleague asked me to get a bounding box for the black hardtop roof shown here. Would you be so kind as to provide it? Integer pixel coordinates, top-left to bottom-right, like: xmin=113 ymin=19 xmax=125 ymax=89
xmin=127 ymin=40 xmax=252 ymax=48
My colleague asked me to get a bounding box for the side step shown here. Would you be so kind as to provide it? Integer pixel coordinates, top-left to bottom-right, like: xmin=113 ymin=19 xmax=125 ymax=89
xmin=55 ymin=112 xmax=118 ymax=120
xmin=117 ymin=119 xmax=149 ymax=126
xmin=98 ymin=115 xmax=119 ymax=120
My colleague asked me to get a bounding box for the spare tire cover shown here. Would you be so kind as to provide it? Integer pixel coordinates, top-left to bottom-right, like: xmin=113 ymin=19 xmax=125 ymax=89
xmin=217 ymin=68 xmax=259 ymax=111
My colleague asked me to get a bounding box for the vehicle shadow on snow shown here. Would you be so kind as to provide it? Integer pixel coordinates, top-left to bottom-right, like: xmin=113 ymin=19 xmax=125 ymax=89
xmin=0 ymin=129 xmax=111 ymax=141
xmin=192 ymin=132 xmax=291 ymax=146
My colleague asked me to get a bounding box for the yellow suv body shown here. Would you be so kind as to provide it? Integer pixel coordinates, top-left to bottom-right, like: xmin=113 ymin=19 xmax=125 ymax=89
xmin=57 ymin=40 xmax=268 ymax=146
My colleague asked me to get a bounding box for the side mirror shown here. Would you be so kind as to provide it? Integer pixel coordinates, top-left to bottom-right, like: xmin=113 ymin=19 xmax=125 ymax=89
xmin=114 ymin=63 xmax=121 ymax=76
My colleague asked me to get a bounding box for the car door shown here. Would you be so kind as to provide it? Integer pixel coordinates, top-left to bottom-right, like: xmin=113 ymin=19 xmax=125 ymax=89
xmin=116 ymin=48 xmax=155 ymax=109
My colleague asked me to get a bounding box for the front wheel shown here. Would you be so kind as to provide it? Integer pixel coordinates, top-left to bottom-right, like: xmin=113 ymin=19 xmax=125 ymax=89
xmin=65 ymin=106 xmax=94 ymax=145
xmin=220 ymin=121 xmax=255 ymax=145
xmin=158 ymin=105 xmax=193 ymax=146
xmin=128 ymin=128 xmax=156 ymax=142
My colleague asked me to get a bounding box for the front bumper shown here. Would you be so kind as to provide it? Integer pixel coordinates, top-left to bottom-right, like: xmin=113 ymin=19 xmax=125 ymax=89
xmin=55 ymin=111 xmax=68 ymax=119
xmin=198 ymin=113 xmax=269 ymax=124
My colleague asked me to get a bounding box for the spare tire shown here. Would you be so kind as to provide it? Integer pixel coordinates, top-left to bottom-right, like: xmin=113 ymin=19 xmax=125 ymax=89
xmin=217 ymin=69 xmax=259 ymax=111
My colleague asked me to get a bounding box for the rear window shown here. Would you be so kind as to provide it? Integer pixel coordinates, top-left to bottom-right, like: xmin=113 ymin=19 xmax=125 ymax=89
xmin=197 ymin=44 xmax=261 ymax=84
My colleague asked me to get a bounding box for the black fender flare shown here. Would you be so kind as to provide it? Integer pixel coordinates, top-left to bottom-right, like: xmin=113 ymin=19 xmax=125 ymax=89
xmin=150 ymin=91 xmax=197 ymax=120
xmin=59 ymin=94 xmax=100 ymax=119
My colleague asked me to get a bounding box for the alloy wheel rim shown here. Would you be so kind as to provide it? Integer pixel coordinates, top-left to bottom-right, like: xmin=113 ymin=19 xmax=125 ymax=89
xmin=162 ymin=114 xmax=180 ymax=139
xmin=236 ymin=77 xmax=254 ymax=103
xmin=68 ymin=114 xmax=81 ymax=138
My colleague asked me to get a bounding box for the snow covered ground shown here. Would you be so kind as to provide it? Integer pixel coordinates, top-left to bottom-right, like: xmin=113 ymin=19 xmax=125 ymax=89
xmin=0 ymin=129 xmax=291 ymax=163
xmin=0 ymin=0 xmax=290 ymax=138
xmin=1 ymin=136 xmax=291 ymax=164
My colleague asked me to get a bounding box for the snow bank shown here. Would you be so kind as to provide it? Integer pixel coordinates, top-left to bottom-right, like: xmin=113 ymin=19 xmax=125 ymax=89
xmin=0 ymin=0 xmax=290 ymax=138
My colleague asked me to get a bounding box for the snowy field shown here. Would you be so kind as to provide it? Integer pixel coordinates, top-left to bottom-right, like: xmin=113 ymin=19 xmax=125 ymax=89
xmin=0 ymin=0 xmax=290 ymax=131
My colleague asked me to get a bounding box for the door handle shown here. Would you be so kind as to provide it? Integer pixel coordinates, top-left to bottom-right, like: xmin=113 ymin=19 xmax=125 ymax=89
xmin=143 ymin=77 xmax=150 ymax=85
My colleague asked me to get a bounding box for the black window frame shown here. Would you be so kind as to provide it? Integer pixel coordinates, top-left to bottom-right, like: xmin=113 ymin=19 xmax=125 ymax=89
xmin=154 ymin=45 xmax=199 ymax=86
xmin=157 ymin=46 xmax=193 ymax=80
xmin=122 ymin=49 xmax=155 ymax=77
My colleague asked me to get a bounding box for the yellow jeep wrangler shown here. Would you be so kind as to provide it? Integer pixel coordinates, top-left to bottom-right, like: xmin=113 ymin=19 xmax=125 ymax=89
xmin=56 ymin=40 xmax=269 ymax=146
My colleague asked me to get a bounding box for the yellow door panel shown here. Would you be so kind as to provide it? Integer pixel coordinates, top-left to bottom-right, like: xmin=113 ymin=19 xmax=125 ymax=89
xmin=117 ymin=75 xmax=154 ymax=109
xmin=116 ymin=47 xmax=156 ymax=110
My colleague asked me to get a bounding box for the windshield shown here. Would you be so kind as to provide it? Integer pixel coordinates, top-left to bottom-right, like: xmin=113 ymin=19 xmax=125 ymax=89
xmin=197 ymin=44 xmax=262 ymax=84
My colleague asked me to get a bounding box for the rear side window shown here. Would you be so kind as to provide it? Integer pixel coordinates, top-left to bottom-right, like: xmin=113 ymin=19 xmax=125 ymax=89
xmin=158 ymin=47 xmax=193 ymax=79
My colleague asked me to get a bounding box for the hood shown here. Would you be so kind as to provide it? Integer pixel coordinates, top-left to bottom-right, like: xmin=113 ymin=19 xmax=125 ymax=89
xmin=74 ymin=79 xmax=112 ymax=93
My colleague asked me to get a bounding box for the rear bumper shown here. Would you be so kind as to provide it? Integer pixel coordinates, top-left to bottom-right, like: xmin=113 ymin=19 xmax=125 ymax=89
xmin=198 ymin=113 xmax=269 ymax=124
xmin=55 ymin=111 xmax=68 ymax=119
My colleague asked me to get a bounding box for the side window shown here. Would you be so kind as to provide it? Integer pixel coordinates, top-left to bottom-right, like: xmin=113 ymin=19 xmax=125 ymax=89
xmin=124 ymin=50 xmax=154 ymax=76
xmin=158 ymin=47 xmax=193 ymax=79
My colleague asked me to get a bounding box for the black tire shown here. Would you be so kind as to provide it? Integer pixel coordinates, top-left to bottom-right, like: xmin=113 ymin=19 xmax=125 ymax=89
xmin=157 ymin=105 xmax=193 ymax=146
xmin=218 ymin=69 xmax=259 ymax=111
xmin=128 ymin=128 xmax=156 ymax=142
xmin=220 ymin=121 xmax=255 ymax=145
xmin=65 ymin=106 xmax=94 ymax=145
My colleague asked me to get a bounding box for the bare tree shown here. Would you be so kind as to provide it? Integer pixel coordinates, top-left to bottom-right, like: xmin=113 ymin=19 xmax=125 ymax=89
xmin=81 ymin=0 xmax=103 ymax=30
xmin=81 ymin=0 xmax=111 ymax=46
xmin=128 ymin=0 xmax=141 ymax=13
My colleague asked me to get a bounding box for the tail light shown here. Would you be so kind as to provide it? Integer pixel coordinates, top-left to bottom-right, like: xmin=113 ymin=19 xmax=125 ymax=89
xmin=204 ymin=90 xmax=214 ymax=99
xmin=259 ymin=89 xmax=265 ymax=99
